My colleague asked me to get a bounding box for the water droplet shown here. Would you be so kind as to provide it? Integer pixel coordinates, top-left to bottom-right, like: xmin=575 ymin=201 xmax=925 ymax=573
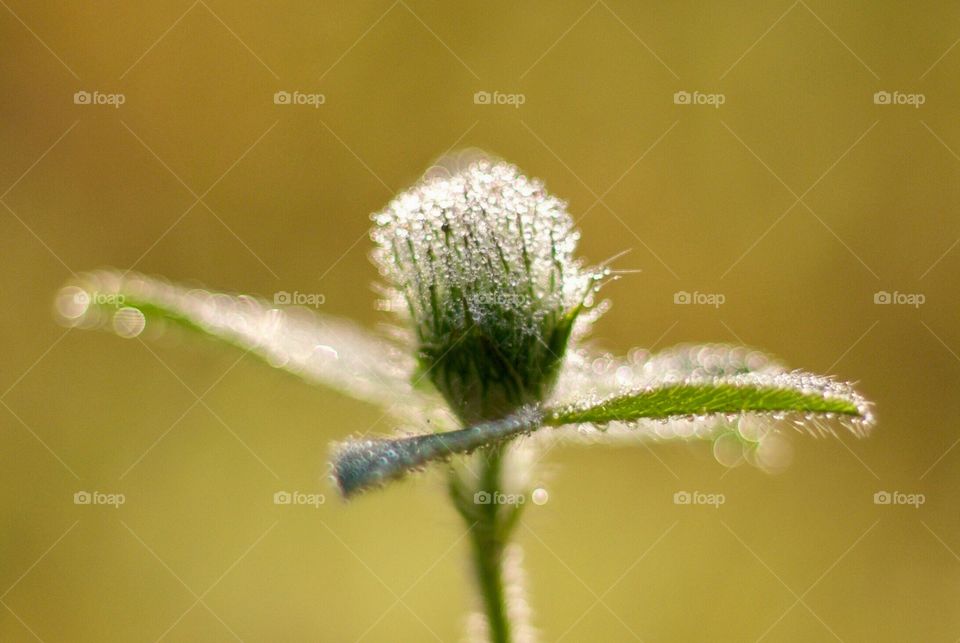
xmin=112 ymin=307 xmax=146 ymax=338
xmin=531 ymin=488 xmax=549 ymax=505
xmin=55 ymin=286 xmax=90 ymax=320
xmin=713 ymin=432 xmax=744 ymax=467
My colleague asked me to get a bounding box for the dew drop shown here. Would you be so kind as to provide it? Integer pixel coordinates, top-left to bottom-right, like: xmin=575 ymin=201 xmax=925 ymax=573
xmin=713 ymin=432 xmax=744 ymax=468
xmin=55 ymin=286 xmax=90 ymax=320
xmin=112 ymin=307 xmax=146 ymax=338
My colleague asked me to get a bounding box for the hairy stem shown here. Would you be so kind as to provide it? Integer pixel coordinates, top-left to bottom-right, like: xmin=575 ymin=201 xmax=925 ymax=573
xmin=472 ymin=447 xmax=511 ymax=643
xmin=450 ymin=444 xmax=524 ymax=643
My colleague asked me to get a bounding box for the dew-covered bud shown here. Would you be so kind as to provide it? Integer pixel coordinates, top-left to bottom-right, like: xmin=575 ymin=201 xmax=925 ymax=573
xmin=371 ymin=159 xmax=601 ymax=424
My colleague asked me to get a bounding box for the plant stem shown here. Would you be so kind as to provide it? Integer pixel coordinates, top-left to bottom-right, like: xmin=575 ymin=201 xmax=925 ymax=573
xmin=450 ymin=443 xmax=524 ymax=643
xmin=472 ymin=445 xmax=511 ymax=643
xmin=470 ymin=524 xmax=511 ymax=641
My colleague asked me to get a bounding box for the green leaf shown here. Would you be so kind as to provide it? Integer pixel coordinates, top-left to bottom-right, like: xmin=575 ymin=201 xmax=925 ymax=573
xmin=552 ymin=343 xmax=783 ymax=407
xmin=543 ymin=372 xmax=873 ymax=434
xmin=54 ymin=269 xmax=448 ymax=422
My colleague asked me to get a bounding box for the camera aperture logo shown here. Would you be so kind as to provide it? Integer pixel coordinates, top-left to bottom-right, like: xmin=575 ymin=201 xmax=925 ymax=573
xmin=673 ymin=90 xmax=725 ymax=108
xmin=273 ymin=90 xmax=326 ymax=108
xmin=74 ymin=490 xmax=125 ymax=508
xmin=273 ymin=490 xmax=325 ymax=508
xmin=873 ymin=490 xmax=924 ymax=508
xmin=274 ymin=291 xmax=325 ymax=307
xmin=473 ymin=90 xmax=526 ymax=108
xmin=674 ymin=290 xmax=725 ymax=308
xmin=874 ymin=291 xmax=924 ymax=308
xmin=73 ymin=90 xmax=125 ymax=109
xmin=673 ymin=490 xmax=725 ymax=508
xmin=873 ymin=90 xmax=925 ymax=108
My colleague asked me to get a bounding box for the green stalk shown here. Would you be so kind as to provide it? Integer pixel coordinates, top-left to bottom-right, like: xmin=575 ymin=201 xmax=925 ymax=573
xmin=449 ymin=444 xmax=524 ymax=643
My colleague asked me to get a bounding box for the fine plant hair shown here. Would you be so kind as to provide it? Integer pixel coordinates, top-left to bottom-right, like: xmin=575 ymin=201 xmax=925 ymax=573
xmin=56 ymin=150 xmax=874 ymax=642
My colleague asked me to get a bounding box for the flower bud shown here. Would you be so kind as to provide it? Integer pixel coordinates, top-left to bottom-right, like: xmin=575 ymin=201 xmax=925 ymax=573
xmin=371 ymin=159 xmax=601 ymax=424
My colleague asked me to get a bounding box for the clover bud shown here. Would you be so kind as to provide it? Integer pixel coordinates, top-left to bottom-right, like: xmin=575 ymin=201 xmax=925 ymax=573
xmin=371 ymin=159 xmax=601 ymax=424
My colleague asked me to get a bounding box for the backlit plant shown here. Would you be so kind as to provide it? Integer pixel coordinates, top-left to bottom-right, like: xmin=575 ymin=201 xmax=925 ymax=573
xmin=56 ymin=153 xmax=874 ymax=642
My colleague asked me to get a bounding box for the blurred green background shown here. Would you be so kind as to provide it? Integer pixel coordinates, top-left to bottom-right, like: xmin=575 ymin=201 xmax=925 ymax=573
xmin=2 ymin=1 xmax=959 ymax=641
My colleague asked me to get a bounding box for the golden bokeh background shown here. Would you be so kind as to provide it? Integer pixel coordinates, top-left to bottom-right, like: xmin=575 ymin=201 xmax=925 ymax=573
xmin=2 ymin=2 xmax=959 ymax=641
